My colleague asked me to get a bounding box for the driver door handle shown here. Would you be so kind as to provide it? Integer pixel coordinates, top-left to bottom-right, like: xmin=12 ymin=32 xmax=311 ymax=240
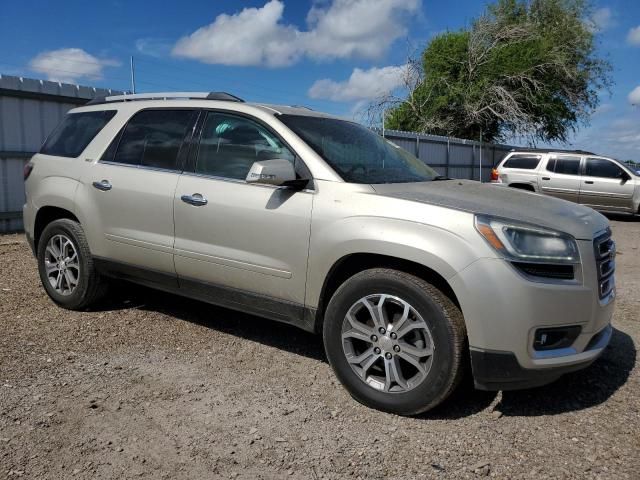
xmin=181 ymin=193 xmax=208 ymax=206
xmin=92 ymin=179 xmax=112 ymax=191
xmin=541 ymin=177 xmax=550 ymax=181
xmin=585 ymin=180 xmax=594 ymax=184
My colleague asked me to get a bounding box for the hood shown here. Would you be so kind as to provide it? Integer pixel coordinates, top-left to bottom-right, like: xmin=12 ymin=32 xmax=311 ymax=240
xmin=371 ymin=180 xmax=609 ymax=240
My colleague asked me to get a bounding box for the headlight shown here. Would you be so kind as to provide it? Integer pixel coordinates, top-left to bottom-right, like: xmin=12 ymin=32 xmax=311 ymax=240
xmin=475 ymin=215 xmax=580 ymax=264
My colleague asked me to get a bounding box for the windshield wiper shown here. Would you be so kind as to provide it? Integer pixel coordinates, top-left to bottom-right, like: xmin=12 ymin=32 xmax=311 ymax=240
xmin=432 ymin=175 xmax=451 ymax=181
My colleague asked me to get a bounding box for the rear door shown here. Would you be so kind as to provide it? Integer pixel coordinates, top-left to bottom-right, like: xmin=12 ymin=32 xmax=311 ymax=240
xmin=173 ymin=111 xmax=313 ymax=318
xmin=81 ymin=108 xmax=198 ymax=277
xmin=579 ymin=157 xmax=635 ymax=211
xmin=538 ymin=155 xmax=582 ymax=202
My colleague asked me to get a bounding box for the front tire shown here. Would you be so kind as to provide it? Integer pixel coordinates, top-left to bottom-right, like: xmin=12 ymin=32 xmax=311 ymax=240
xmin=323 ymin=268 xmax=466 ymax=415
xmin=37 ymin=218 xmax=107 ymax=310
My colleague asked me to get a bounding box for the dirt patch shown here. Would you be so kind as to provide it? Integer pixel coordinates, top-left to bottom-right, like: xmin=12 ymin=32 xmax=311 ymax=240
xmin=1 ymin=218 xmax=639 ymax=479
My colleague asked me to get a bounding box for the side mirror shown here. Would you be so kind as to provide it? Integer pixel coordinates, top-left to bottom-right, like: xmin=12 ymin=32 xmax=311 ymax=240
xmin=246 ymin=159 xmax=308 ymax=189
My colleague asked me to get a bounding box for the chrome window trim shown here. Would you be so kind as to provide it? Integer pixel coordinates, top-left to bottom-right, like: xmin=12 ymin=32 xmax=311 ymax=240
xmin=97 ymin=160 xmax=183 ymax=175
xmin=180 ymin=170 xmax=315 ymax=194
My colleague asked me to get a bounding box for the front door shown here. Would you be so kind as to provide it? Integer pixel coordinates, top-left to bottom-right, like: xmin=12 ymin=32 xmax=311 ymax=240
xmin=539 ymin=155 xmax=582 ymax=202
xmin=579 ymin=157 xmax=635 ymax=212
xmin=173 ymin=111 xmax=313 ymax=319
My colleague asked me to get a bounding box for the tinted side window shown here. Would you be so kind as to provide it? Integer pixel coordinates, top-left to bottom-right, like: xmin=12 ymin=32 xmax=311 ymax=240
xmin=503 ymin=155 xmax=541 ymax=169
xmin=585 ymin=158 xmax=625 ymax=179
xmin=113 ymin=110 xmax=195 ymax=170
xmin=40 ymin=110 xmax=116 ymax=158
xmin=548 ymin=156 xmax=580 ymax=175
xmin=195 ymin=112 xmax=294 ymax=180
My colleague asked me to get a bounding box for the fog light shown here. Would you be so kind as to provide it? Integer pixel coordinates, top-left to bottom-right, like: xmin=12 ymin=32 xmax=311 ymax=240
xmin=533 ymin=326 xmax=581 ymax=351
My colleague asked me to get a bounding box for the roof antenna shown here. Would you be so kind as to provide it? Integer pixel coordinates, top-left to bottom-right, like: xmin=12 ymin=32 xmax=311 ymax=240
xmin=130 ymin=56 xmax=136 ymax=94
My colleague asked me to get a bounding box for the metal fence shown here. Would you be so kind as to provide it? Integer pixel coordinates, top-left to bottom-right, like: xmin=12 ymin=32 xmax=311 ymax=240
xmin=0 ymin=74 xmax=516 ymax=233
xmin=0 ymin=75 xmax=124 ymax=232
xmin=379 ymin=129 xmax=514 ymax=182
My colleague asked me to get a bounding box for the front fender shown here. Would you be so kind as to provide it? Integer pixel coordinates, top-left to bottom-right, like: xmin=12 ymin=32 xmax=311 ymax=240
xmin=305 ymin=213 xmax=484 ymax=309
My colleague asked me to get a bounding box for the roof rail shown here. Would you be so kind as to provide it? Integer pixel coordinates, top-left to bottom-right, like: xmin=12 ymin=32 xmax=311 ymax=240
xmin=290 ymin=105 xmax=314 ymax=111
xmin=85 ymin=91 xmax=244 ymax=106
xmin=509 ymin=147 xmax=596 ymax=155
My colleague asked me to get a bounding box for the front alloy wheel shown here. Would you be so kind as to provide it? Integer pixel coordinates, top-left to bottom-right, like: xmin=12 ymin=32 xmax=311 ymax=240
xmin=342 ymin=294 xmax=435 ymax=393
xmin=324 ymin=268 xmax=466 ymax=415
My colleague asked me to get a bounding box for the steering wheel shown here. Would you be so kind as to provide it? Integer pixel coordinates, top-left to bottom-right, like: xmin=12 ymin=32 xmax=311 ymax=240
xmin=347 ymin=163 xmax=367 ymax=176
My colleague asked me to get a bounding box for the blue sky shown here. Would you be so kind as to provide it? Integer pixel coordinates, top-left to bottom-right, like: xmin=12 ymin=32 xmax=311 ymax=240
xmin=1 ymin=0 xmax=639 ymax=159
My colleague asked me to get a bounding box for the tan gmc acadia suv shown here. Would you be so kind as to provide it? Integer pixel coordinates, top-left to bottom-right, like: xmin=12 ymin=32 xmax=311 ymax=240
xmin=491 ymin=148 xmax=640 ymax=214
xmin=23 ymin=92 xmax=616 ymax=415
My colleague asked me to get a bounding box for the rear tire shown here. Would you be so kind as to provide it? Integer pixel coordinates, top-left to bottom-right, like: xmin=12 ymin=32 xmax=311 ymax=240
xmin=37 ymin=218 xmax=107 ymax=310
xmin=323 ymin=268 xmax=466 ymax=415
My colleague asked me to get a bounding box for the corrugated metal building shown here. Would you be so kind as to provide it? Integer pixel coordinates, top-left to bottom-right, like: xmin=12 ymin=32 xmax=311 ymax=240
xmin=0 ymin=75 xmax=124 ymax=232
xmin=377 ymin=129 xmax=513 ymax=182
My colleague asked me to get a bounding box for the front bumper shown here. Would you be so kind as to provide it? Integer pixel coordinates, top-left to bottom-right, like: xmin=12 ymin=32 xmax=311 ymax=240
xmin=471 ymin=323 xmax=612 ymax=390
xmin=449 ymin=237 xmax=615 ymax=388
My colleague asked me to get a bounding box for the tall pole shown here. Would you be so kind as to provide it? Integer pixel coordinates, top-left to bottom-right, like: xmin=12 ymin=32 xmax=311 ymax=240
xmin=130 ymin=56 xmax=136 ymax=94
xmin=382 ymin=108 xmax=386 ymax=138
xmin=479 ymin=128 xmax=483 ymax=182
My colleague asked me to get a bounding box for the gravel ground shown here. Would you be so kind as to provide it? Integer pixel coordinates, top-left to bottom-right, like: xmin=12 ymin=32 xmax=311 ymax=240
xmin=1 ymin=216 xmax=639 ymax=479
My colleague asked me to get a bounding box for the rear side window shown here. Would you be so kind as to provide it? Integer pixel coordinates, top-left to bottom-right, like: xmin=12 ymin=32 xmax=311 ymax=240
xmin=40 ymin=110 xmax=116 ymax=158
xmin=547 ymin=156 xmax=580 ymax=175
xmin=502 ymin=154 xmax=541 ymax=169
xmin=110 ymin=109 xmax=196 ymax=170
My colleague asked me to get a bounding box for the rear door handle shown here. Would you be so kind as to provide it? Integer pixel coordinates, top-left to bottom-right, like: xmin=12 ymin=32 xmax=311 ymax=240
xmin=92 ymin=180 xmax=112 ymax=191
xmin=541 ymin=177 xmax=550 ymax=181
xmin=585 ymin=181 xmax=594 ymax=184
xmin=181 ymin=193 xmax=208 ymax=206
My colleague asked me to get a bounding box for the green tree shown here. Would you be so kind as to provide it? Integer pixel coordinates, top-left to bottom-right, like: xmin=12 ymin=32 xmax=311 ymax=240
xmin=382 ymin=0 xmax=612 ymax=143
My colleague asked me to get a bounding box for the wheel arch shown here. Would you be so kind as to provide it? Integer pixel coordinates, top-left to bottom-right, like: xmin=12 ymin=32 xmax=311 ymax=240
xmin=34 ymin=206 xmax=80 ymax=251
xmin=312 ymin=252 xmax=461 ymax=334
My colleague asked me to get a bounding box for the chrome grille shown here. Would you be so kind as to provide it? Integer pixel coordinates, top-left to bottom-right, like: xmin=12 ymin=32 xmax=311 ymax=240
xmin=594 ymin=230 xmax=615 ymax=299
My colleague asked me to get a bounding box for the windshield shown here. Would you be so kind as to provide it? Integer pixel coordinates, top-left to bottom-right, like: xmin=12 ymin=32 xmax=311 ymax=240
xmin=278 ymin=114 xmax=438 ymax=184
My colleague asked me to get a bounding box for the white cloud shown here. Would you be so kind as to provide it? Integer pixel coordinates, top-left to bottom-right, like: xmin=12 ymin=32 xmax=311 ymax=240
xmin=309 ymin=64 xmax=409 ymax=101
xmin=627 ymin=25 xmax=640 ymax=46
xmin=173 ymin=1 xmax=301 ymax=67
xmin=135 ymin=38 xmax=172 ymax=58
xmin=172 ymin=0 xmax=420 ymax=67
xmin=28 ymin=48 xmax=120 ymax=84
xmin=303 ymin=0 xmax=420 ymax=61
xmin=587 ymin=7 xmax=616 ymax=33
xmin=629 ymin=85 xmax=640 ymax=105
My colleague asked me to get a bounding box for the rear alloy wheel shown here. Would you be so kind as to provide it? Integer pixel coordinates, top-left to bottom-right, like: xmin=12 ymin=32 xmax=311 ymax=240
xmin=37 ymin=219 xmax=107 ymax=310
xmin=324 ymin=268 xmax=466 ymax=415
xmin=43 ymin=234 xmax=81 ymax=296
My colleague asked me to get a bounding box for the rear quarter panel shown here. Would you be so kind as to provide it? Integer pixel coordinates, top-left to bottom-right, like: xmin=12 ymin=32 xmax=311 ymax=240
xmin=24 ymin=154 xmax=83 ymax=236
